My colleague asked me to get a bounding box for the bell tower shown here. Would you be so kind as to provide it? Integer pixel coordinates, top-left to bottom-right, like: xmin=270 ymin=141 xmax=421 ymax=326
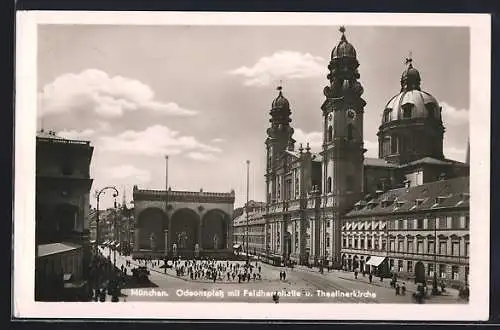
xmin=265 ymin=85 xmax=295 ymax=205
xmin=321 ymin=27 xmax=366 ymax=266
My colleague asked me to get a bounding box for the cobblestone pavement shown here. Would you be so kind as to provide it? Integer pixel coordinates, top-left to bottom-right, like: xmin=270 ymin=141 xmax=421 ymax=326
xmin=99 ymin=248 xmax=467 ymax=304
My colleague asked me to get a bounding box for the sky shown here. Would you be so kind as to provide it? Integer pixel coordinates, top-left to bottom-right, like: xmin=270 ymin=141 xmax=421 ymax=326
xmin=37 ymin=25 xmax=470 ymax=209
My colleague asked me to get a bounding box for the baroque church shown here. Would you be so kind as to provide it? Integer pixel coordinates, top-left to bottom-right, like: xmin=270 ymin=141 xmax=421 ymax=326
xmin=234 ymin=27 xmax=469 ymax=284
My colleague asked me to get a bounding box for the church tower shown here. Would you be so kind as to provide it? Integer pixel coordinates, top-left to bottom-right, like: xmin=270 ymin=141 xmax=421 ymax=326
xmin=321 ymin=27 xmax=366 ymax=266
xmin=265 ymin=86 xmax=295 ymax=205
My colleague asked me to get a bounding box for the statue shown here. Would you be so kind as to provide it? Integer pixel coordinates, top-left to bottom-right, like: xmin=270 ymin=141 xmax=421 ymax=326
xmin=213 ymin=234 xmax=218 ymax=250
xmin=150 ymin=232 xmax=156 ymax=252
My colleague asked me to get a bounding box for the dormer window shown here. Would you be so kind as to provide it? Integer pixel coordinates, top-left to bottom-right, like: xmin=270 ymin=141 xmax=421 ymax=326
xmin=402 ymin=104 xmax=413 ymax=119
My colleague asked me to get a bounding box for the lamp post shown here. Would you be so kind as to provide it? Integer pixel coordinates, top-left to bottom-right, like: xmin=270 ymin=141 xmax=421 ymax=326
xmin=246 ymin=160 xmax=250 ymax=264
xmin=95 ymin=186 xmax=119 ymax=250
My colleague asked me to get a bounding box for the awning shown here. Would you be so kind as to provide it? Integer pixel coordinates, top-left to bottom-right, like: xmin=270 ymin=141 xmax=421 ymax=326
xmin=366 ymin=256 xmax=386 ymax=266
xmin=233 ymin=244 xmax=241 ymax=249
xmin=37 ymin=242 xmax=82 ymax=258
xmin=115 ymin=243 xmax=120 ymax=247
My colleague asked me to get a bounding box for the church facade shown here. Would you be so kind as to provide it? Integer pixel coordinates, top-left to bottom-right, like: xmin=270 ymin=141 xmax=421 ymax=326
xmin=233 ymin=27 xmax=469 ymax=286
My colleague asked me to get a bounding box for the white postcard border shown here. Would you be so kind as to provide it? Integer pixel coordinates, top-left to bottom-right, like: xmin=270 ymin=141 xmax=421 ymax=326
xmin=13 ymin=11 xmax=491 ymax=321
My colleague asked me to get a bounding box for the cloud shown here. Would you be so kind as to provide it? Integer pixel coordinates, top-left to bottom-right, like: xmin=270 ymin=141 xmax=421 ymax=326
xmin=186 ymin=152 xmax=218 ymax=162
xmin=57 ymin=128 xmax=95 ymax=140
xmin=39 ymin=69 xmax=198 ymax=118
xmin=211 ymin=138 xmax=225 ymax=143
xmin=99 ymin=125 xmax=222 ymax=157
xmin=440 ymin=101 xmax=469 ymax=126
xmin=293 ymin=128 xmax=323 ymax=151
xmin=228 ymin=51 xmax=327 ymax=87
xmin=102 ymin=164 xmax=151 ymax=183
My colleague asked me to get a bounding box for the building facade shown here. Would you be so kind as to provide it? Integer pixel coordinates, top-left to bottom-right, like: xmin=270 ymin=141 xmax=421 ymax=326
xmin=35 ymin=129 xmax=94 ymax=300
xmin=232 ymin=27 xmax=470 ymax=287
xmin=132 ymin=187 xmax=235 ymax=259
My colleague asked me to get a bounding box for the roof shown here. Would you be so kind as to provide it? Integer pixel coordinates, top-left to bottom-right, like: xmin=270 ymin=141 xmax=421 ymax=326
xmin=345 ymin=176 xmax=469 ymax=217
xmin=364 ymin=157 xmax=397 ymax=168
xmin=36 ymin=129 xmax=90 ymax=145
xmin=37 ymin=242 xmax=82 ymax=258
xmin=401 ymin=157 xmax=469 ymax=168
xmin=284 ymin=150 xmax=300 ymax=158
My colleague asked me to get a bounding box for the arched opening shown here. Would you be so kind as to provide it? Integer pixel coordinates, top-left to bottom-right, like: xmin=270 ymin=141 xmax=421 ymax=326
xmin=171 ymin=208 xmax=199 ymax=251
xmin=328 ymin=125 xmax=333 ymax=142
xmin=54 ymin=203 xmax=79 ymax=240
xmin=284 ymin=231 xmax=292 ymax=258
xmin=137 ymin=208 xmax=168 ymax=251
xmin=414 ymin=261 xmax=425 ymax=284
xmin=327 ymin=177 xmax=332 ymax=193
xmin=353 ymin=255 xmax=359 ymax=271
xmin=202 ymin=210 xmax=228 ymax=250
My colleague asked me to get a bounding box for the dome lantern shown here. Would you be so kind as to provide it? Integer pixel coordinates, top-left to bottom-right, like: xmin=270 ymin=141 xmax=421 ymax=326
xmin=400 ymin=52 xmax=421 ymax=92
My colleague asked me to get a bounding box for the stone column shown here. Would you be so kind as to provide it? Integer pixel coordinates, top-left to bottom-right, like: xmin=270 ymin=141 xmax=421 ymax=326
xmin=198 ymin=219 xmax=203 ymax=250
xmin=134 ymin=228 xmax=140 ymax=252
xmin=164 ymin=229 xmax=169 ymax=256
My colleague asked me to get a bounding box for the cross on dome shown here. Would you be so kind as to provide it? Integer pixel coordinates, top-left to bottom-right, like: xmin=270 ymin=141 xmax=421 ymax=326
xmin=405 ymin=51 xmax=413 ymax=66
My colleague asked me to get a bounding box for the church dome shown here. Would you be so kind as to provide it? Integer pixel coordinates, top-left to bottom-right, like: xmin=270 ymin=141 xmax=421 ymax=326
xmin=381 ymin=55 xmax=441 ymax=125
xmin=381 ymin=90 xmax=441 ymax=125
xmin=331 ymin=26 xmax=357 ymax=60
xmin=271 ymin=86 xmax=289 ymax=109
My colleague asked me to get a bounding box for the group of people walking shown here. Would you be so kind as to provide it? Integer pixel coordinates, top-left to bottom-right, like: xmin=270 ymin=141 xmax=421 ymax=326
xmin=170 ymin=259 xmax=263 ymax=283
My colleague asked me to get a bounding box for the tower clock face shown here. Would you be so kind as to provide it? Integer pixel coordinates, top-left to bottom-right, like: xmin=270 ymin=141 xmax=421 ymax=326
xmin=347 ymin=109 xmax=356 ymax=120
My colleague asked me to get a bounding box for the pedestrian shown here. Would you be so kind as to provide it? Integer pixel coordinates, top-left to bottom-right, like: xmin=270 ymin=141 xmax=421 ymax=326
xmin=253 ymin=273 xmax=256 ymax=281
xmin=354 ymin=271 xmax=358 ymax=279
xmin=401 ymin=282 xmax=406 ymax=295
xmin=369 ymin=273 xmax=373 ymax=283
xmin=283 ymin=271 xmax=287 ymax=281
xmin=395 ymin=283 xmax=400 ymax=295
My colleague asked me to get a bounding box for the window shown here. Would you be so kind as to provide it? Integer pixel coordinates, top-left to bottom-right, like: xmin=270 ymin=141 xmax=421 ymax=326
xmin=383 ymin=109 xmax=392 ymax=122
xmin=342 ymin=238 xmax=347 ymax=248
xmin=439 ymin=264 xmax=447 ymax=279
xmin=439 ymin=241 xmax=447 ymax=255
xmin=398 ymin=260 xmax=404 ymax=272
xmin=426 ymin=103 xmax=436 ymax=119
xmin=374 ymin=238 xmax=379 ymax=250
xmin=326 ymin=220 xmax=331 ymax=228
xmin=326 ymin=234 xmax=330 ymax=248
xmin=428 ymin=218 xmax=436 ymax=229
xmin=407 ymin=261 xmax=413 ymax=273
xmin=389 ymin=259 xmax=394 ymax=271
xmin=390 ymin=240 xmax=395 ymax=252
xmin=328 ymin=125 xmax=333 ymax=142
xmin=452 ymin=266 xmax=459 ymax=280
xmin=354 ymin=238 xmax=358 ymax=249
xmin=417 ymin=218 xmax=424 ymax=229
xmin=360 ymin=238 xmax=365 ymax=249
xmin=465 ymin=241 xmax=470 ymax=257
xmin=347 ymin=124 xmax=353 ymax=141
xmin=327 ymin=177 xmax=332 ymax=193
xmin=428 ymin=263 xmax=435 ymax=276
xmin=398 ymin=219 xmax=404 ymax=230
xmin=464 ymin=216 xmax=470 ymax=229
xmin=391 ymin=135 xmax=398 ymax=153
xmin=382 ymin=239 xmax=387 ymax=251
xmin=465 ymin=267 xmax=469 ymax=284
xmin=428 ymin=240 xmax=435 ymax=254
xmin=407 ymin=239 xmax=414 ymax=253
xmin=452 ymin=216 xmax=461 ymax=229
xmin=403 ymin=104 xmax=413 ymax=119
xmin=452 ymin=241 xmax=460 ymax=256
xmin=398 ymin=240 xmax=404 ymax=252
xmin=295 ymin=178 xmax=299 ymax=197
xmin=438 ymin=217 xmax=447 ymax=229
xmin=417 ymin=240 xmax=424 ymax=254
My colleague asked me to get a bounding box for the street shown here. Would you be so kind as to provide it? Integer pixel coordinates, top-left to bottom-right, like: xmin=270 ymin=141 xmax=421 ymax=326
xmin=100 ymin=247 xmax=466 ymax=304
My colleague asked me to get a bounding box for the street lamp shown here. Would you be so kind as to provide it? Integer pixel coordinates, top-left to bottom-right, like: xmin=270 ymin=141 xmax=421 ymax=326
xmin=95 ymin=186 xmax=119 ymax=249
xmin=246 ymin=160 xmax=250 ymax=264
